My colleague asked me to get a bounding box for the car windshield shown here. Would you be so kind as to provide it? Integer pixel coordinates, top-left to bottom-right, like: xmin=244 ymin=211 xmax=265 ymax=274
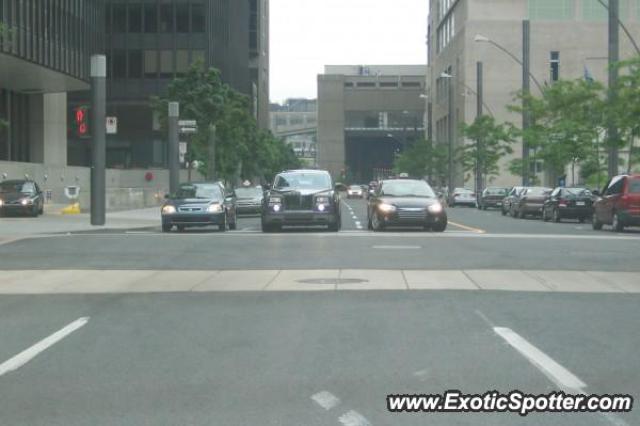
xmin=0 ymin=181 xmax=34 ymax=194
xmin=526 ymin=187 xmax=551 ymax=196
xmin=235 ymin=188 xmax=263 ymax=198
xmin=174 ymin=184 xmax=222 ymax=200
xmin=565 ymin=188 xmax=591 ymax=197
xmin=381 ymin=180 xmax=436 ymax=197
xmin=485 ymin=188 xmax=507 ymax=196
xmin=274 ymin=173 xmax=331 ymax=190
xmin=349 ymin=185 xmax=361 ymax=190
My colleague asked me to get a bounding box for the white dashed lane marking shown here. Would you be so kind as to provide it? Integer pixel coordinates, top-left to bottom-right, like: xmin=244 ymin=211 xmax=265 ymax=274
xmin=311 ymin=391 xmax=341 ymax=411
xmin=339 ymin=410 xmax=372 ymax=426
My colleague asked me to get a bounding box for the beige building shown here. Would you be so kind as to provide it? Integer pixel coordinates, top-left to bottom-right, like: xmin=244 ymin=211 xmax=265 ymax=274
xmin=270 ymin=99 xmax=317 ymax=167
xmin=427 ymin=0 xmax=640 ymax=188
xmin=318 ymin=65 xmax=427 ymax=182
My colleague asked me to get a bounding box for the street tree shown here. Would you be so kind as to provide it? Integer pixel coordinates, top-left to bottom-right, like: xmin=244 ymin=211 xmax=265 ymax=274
xmin=612 ymin=57 xmax=640 ymax=173
xmin=458 ymin=115 xmax=515 ymax=188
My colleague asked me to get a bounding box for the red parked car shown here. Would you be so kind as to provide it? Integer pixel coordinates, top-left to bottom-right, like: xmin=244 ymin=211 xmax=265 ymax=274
xmin=593 ymin=174 xmax=640 ymax=232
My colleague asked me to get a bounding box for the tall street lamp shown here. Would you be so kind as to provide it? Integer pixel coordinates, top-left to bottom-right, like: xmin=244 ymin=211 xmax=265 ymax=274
xmin=440 ymin=72 xmax=495 ymax=118
xmin=438 ymin=71 xmax=456 ymax=194
xmin=475 ymin=23 xmax=538 ymax=186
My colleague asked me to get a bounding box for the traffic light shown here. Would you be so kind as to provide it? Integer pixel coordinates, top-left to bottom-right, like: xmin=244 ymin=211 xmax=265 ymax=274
xmin=73 ymin=105 xmax=90 ymax=138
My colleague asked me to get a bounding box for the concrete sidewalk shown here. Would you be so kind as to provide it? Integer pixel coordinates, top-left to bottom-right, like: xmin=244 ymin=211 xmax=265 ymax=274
xmin=0 ymin=207 xmax=160 ymax=237
xmin=0 ymin=269 xmax=637 ymax=294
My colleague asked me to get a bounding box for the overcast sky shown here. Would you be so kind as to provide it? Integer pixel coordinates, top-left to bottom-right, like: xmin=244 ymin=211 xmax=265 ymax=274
xmin=270 ymin=0 xmax=429 ymax=103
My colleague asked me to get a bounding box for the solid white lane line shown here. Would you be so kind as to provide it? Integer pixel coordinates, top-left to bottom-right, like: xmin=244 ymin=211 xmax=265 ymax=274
xmin=0 ymin=317 xmax=90 ymax=377
xmin=372 ymin=245 xmax=421 ymax=250
xmin=493 ymin=327 xmax=586 ymax=392
xmin=339 ymin=410 xmax=372 ymax=426
xmin=311 ymin=391 xmax=341 ymax=411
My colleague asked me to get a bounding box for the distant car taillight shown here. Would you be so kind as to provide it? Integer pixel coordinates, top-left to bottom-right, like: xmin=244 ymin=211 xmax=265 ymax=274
xmin=559 ymin=198 xmax=568 ymax=207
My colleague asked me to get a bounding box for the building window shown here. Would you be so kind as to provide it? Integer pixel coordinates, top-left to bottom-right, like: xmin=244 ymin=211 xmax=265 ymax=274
xmin=128 ymin=3 xmax=142 ymax=33
xmin=357 ymin=82 xmax=376 ymax=88
xmin=550 ymin=51 xmax=560 ymax=82
xmin=129 ymin=50 xmax=143 ymax=78
xmin=159 ymin=4 xmax=174 ymax=33
xmin=402 ymin=81 xmax=422 ymax=88
xmin=176 ymin=4 xmax=189 ymax=33
xmin=113 ymin=4 xmax=127 ymax=33
xmin=528 ymin=0 xmax=574 ymax=21
xmin=380 ymin=82 xmax=399 ymax=88
xmin=176 ymin=50 xmax=189 ymax=75
xmin=159 ymin=50 xmax=173 ymax=78
xmin=191 ymin=2 xmax=205 ymax=33
xmin=144 ymin=4 xmax=158 ymax=33
xmin=144 ymin=50 xmax=158 ymax=78
xmin=191 ymin=49 xmax=205 ymax=65
xmin=583 ymin=0 xmax=628 ymax=21
xmin=344 ymin=82 xmax=355 ymax=88
xmin=113 ymin=49 xmax=127 ymax=79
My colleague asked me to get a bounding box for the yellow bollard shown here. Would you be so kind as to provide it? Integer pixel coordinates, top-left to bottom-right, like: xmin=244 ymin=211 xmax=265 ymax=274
xmin=61 ymin=203 xmax=81 ymax=215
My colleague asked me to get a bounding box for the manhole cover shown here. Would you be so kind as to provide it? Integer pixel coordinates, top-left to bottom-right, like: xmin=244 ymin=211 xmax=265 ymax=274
xmin=297 ymin=278 xmax=369 ymax=285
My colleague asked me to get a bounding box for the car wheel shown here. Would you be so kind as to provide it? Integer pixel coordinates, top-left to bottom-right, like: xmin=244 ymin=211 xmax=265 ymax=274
xmin=592 ymin=213 xmax=603 ymax=230
xmin=39 ymin=204 xmax=44 ymax=215
xmin=177 ymin=225 xmax=186 ymax=232
xmin=578 ymin=217 xmax=586 ymax=224
xmin=518 ymin=209 xmax=526 ymax=219
xmin=482 ymin=205 xmax=488 ymax=211
xmin=219 ymin=213 xmax=227 ymax=232
xmin=367 ymin=215 xmax=373 ymax=230
xmin=501 ymin=207 xmax=507 ymax=216
xmin=612 ymin=213 xmax=624 ymax=232
xmin=542 ymin=208 xmax=549 ymax=222
xmin=328 ymin=219 xmax=340 ymax=232
xmin=553 ymin=208 xmax=561 ymax=223
xmin=371 ymin=213 xmax=385 ymax=232
xmin=432 ymin=220 xmax=447 ymax=233
xmin=30 ymin=206 xmax=39 ymax=217
xmin=162 ymin=224 xmax=172 ymax=233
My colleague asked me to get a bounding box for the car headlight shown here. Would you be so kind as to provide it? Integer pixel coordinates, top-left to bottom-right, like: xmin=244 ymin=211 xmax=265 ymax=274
xmin=315 ymin=196 xmax=330 ymax=204
xmin=378 ymin=203 xmax=396 ymax=213
xmin=0 ymin=199 xmax=3 ymax=207
xmin=428 ymin=203 xmax=444 ymax=214
xmin=161 ymin=205 xmax=176 ymax=215
xmin=21 ymin=198 xmax=33 ymax=206
xmin=207 ymin=203 xmax=223 ymax=213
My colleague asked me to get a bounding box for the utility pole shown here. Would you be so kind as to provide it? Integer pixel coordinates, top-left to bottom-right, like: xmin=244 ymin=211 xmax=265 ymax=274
xmin=608 ymin=0 xmax=620 ymax=178
xmin=522 ymin=20 xmax=531 ymax=187
xmin=208 ymin=124 xmax=217 ymax=180
xmin=168 ymin=102 xmax=180 ymax=194
xmin=447 ymin=71 xmax=455 ymax=194
xmin=90 ymin=55 xmax=106 ymax=226
xmin=476 ymin=62 xmax=484 ymax=198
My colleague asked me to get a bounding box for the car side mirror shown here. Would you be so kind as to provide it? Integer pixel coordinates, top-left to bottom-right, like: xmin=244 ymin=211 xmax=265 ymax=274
xmin=592 ymin=190 xmax=600 ymax=197
xmin=335 ymin=183 xmax=347 ymax=192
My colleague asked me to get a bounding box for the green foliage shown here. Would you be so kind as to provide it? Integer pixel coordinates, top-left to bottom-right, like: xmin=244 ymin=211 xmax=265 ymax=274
xmin=458 ymin=115 xmax=515 ymax=183
xmin=152 ymin=61 xmax=300 ymax=183
xmin=612 ymin=58 xmax=640 ymax=172
xmin=392 ymin=139 xmax=431 ymax=177
xmin=508 ymin=79 xmax=605 ymax=181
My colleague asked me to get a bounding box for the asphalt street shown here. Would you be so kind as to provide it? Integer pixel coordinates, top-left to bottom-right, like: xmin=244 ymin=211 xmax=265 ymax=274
xmin=0 ymin=199 xmax=638 ymax=271
xmin=0 ymin=198 xmax=639 ymax=425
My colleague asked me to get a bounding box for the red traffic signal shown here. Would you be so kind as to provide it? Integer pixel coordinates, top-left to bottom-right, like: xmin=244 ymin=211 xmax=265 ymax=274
xmin=73 ymin=106 xmax=90 ymax=138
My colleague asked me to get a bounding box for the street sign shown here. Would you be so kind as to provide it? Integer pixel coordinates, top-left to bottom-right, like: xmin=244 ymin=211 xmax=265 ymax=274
xmin=178 ymin=120 xmax=197 ymax=127
xmin=106 ymin=116 xmax=117 ymax=134
xmin=179 ymin=142 xmax=187 ymax=163
xmin=180 ymin=127 xmax=197 ymax=134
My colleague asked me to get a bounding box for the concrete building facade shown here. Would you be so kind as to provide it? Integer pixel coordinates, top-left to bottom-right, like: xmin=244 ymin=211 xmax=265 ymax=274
xmin=427 ymin=0 xmax=640 ymax=188
xmin=270 ymin=99 xmax=317 ymax=167
xmin=318 ymin=65 xmax=427 ymax=182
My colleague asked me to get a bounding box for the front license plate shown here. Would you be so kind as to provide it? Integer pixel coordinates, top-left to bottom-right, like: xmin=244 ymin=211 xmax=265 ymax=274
xmin=576 ymin=202 xmax=585 ymax=206
xmin=496 ymin=202 xmax=502 ymax=206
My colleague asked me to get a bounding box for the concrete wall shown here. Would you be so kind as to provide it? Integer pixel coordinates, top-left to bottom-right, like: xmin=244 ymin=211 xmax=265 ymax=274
xmin=29 ymin=93 xmax=67 ymax=166
xmin=0 ymin=161 xmax=201 ymax=212
xmin=317 ymin=75 xmax=346 ymax=178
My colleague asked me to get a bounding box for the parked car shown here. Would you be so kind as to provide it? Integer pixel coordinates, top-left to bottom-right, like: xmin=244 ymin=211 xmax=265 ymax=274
xmin=261 ymin=169 xmax=341 ymax=232
xmin=161 ymin=182 xmax=237 ymax=232
xmin=501 ymin=186 xmax=525 ymax=216
xmin=478 ymin=187 xmax=509 ymax=210
xmin=593 ymin=174 xmax=640 ymax=232
xmin=542 ymin=187 xmax=593 ymax=223
xmin=511 ymin=187 xmax=552 ymax=219
xmin=235 ymin=186 xmax=264 ymax=215
xmin=0 ymin=180 xmax=45 ymax=217
xmin=346 ymin=185 xmax=364 ymax=199
xmin=367 ymin=178 xmax=447 ymax=232
xmin=449 ymin=188 xmax=476 ymax=207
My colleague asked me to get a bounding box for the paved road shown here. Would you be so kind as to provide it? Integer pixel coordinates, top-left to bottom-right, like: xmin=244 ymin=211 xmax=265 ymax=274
xmin=0 ymin=199 xmax=638 ymax=271
xmin=1 ymin=198 xmax=639 ymax=425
